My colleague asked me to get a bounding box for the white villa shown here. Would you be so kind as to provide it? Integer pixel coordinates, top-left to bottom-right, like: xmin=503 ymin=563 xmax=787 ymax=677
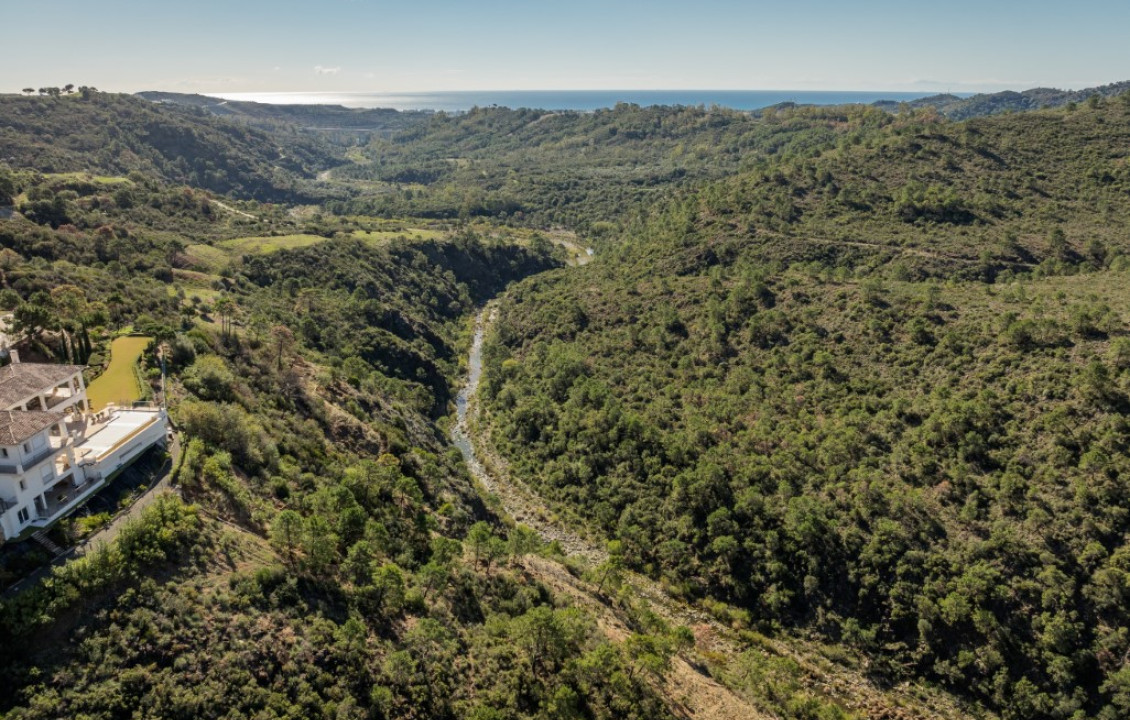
xmin=0 ymin=352 xmax=168 ymax=542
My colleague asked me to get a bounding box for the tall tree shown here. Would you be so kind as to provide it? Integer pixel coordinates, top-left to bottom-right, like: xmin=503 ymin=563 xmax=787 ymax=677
xmin=213 ymin=296 xmax=235 ymax=343
xmin=50 ymin=285 xmax=87 ymax=363
xmin=270 ymin=324 xmax=295 ymax=370
xmin=13 ymin=292 xmax=56 ymax=346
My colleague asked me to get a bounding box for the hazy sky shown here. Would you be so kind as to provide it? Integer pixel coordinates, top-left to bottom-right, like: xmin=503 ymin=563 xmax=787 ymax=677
xmin=3 ymin=0 xmax=1128 ymax=94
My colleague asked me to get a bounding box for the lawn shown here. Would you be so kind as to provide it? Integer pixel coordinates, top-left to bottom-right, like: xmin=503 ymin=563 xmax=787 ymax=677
xmin=87 ymin=336 xmax=152 ymax=411
xmin=184 ymin=235 xmax=329 ymax=272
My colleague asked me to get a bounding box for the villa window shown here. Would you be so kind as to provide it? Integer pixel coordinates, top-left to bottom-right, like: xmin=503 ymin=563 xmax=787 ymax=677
xmin=18 ymin=479 xmax=25 ymax=491
xmin=22 ymin=443 xmax=29 ymax=453
xmin=1 ymin=448 xmax=8 ymax=457
xmin=17 ymin=507 xmax=28 ymax=524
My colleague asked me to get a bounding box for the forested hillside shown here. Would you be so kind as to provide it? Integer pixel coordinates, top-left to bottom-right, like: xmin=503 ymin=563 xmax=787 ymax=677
xmin=0 ymin=92 xmax=340 ymax=201
xmin=329 ymin=103 xmax=894 ymax=232
xmin=136 ymin=91 xmax=432 ymax=136
xmin=0 ymin=225 xmax=682 ymax=717
xmin=0 ymin=94 xmax=680 ymax=719
xmin=5 ymin=86 xmax=1130 ymax=720
xmin=481 ymin=97 xmax=1130 ymax=719
xmin=872 ymin=80 xmax=1130 ymax=120
xmin=688 ymin=94 xmax=1130 ymax=279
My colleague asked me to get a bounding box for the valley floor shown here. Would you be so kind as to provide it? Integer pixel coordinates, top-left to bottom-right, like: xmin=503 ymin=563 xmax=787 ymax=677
xmin=456 ymin=304 xmax=991 ymax=720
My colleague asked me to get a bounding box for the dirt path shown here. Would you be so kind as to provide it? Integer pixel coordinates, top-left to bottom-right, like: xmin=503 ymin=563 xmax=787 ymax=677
xmin=525 ymin=555 xmax=772 ymax=720
xmin=546 ymin=229 xmax=595 ymax=266
xmin=763 ymin=230 xmax=1035 ymax=268
xmin=455 ymin=306 xmax=987 ymax=720
xmin=210 ymin=198 xmax=257 ymax=220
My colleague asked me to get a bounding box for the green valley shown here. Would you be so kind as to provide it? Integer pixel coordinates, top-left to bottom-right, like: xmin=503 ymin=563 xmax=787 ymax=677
xmin=1 ymin=85 xmax=1130 ymax=720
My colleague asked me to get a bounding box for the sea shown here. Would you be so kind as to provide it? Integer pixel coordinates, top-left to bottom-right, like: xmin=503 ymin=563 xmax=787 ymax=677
xmin=208 ymin=90 xmax=964 ymax=113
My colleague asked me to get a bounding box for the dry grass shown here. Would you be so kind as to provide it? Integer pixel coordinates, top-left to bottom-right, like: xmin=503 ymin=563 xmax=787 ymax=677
xmin=216 ymin=234 xmax=328 ymax=254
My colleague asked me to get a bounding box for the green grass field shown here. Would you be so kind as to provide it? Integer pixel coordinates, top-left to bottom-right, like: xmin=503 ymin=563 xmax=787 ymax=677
xmin=352 ymin=228 xmax=445 ymax=245
xmin=87 ymin=335 xmax=152 ymax=411
xmin=182 ymin=244 xmax=230 ymax=273
xmin=183 ymin=226 xmax=449 ymax=272
xmin=43 ymin=172 xmax=132 ymax=186
xmin=217 ymin=234 xmax=328 ymax=254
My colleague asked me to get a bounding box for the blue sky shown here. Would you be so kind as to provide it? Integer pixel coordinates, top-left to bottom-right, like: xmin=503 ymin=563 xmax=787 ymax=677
xmin=3 ymin=0 xmax=1128 ymax=94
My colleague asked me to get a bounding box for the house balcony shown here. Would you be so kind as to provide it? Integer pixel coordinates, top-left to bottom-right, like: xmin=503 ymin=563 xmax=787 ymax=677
xmin=31 ymin=473 xmax=100 ymax=527
xmin=0 ymin=437 xmax=71 ymax=476
xmin=44 ymin=386 xmax=80 ymax=410
xmin=25 ymin=438 xmax=70 ymax=472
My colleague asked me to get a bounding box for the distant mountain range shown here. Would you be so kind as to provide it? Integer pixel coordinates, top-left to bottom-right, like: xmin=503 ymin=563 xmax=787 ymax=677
xmin=139 ymin=82 xmax=1130 ymax=125
xmin=135 ymin=91 xmax=430 ymax=135
xmin=0 ymin=93 xmax=339 ymax=201
xmin=868 ymin=80 xmax=1130 ymax=119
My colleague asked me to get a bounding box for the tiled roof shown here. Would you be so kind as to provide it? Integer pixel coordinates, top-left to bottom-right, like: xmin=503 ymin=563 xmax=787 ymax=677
xmin=0 ymin=410 xmax=65 ymax=446
xmin=0 ymin=363 xmax=84 ymax=409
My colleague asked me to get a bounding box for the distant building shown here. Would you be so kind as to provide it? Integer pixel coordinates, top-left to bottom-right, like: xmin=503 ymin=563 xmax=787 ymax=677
xmin=0 ymin=352 xmax=168 ymax=542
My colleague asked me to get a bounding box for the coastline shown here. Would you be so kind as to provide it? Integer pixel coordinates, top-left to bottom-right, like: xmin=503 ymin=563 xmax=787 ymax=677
xmin=206 ymin=89 xmax=963 ymax=112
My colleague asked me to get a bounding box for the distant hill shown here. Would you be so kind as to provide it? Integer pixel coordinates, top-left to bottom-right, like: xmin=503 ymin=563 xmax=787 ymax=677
xmin=0 ymin=92 xmax=340 ymax=201
xmin=137 ymin=83 xmax=1130 ymax=130
xmin=872 ymin=80 xmax=1130 ymax=119
xmin=136 ymin=91 xmax=432 ymax=137
xmin=671 ymin=96 xmax=1130 ymax=281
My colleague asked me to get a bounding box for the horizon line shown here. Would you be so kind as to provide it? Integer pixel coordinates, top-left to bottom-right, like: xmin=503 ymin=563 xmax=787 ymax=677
xmin=202 ymin=88 xmax=979 ymax=96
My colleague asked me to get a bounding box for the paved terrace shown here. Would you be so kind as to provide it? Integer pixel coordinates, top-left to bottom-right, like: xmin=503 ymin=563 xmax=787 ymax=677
xmin=74 ymin=409 xmax=164 ymax=467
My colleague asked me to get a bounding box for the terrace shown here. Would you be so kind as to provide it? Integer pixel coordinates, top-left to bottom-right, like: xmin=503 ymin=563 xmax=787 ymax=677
xmin=32 ymin=473 xmax=97 ymax=525
xmin=73 ymin=405 xmax=166 ymax=476
xmin=25 ymin=407 xmax=166 ymax=527
xmin=43 ymin=385 xmax=79 ymax=410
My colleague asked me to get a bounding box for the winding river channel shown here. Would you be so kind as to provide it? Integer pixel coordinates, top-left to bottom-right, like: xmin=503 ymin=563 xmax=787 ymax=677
xmin=451 ymin=304 xmax=605 ymax=561
xmin=450 ymin=309 xmax=488 ymax=475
